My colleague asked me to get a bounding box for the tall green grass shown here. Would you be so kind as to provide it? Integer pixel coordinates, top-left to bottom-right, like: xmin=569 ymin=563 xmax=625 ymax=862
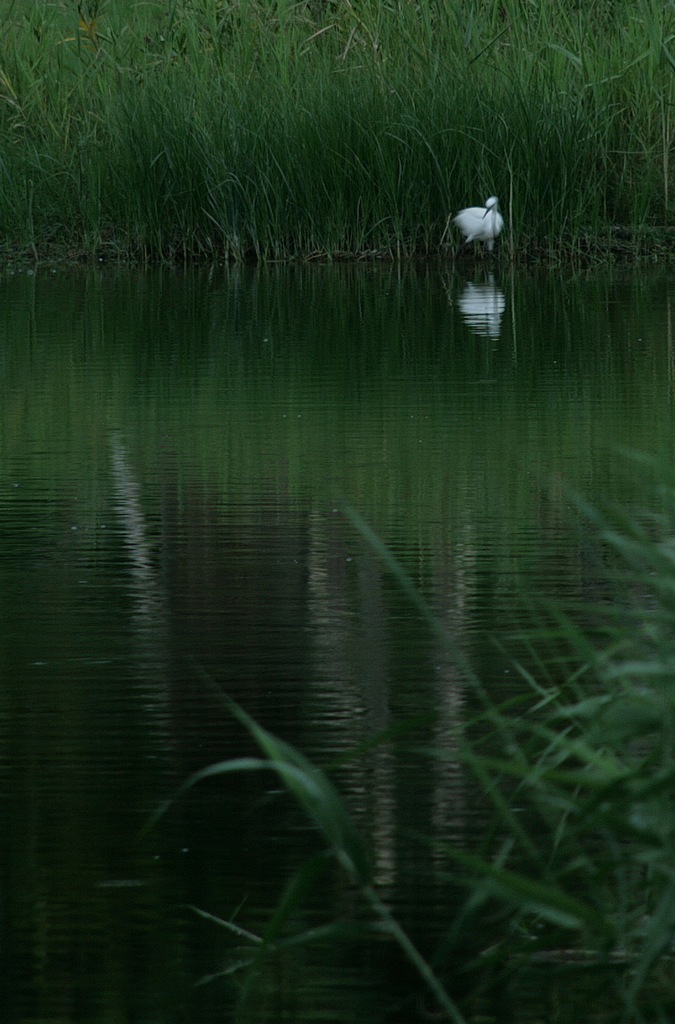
xmin=0 ymin=0 xmax=672 ymax=261
xmin=149 ymin=469 xmax=675 ymax=1021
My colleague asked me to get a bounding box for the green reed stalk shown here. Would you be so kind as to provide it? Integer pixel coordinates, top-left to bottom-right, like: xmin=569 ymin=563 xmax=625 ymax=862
xmin=147 ymin=697 xmax=469 ymax=1023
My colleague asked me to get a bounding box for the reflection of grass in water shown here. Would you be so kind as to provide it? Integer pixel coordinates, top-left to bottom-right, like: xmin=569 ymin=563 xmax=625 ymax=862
xmin=150 ymin=471 xmax=675 ymax=1022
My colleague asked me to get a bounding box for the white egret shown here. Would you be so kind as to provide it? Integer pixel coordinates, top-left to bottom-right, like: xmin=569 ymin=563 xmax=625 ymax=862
xmin=453 ymin=196 xmax=504 ymax=252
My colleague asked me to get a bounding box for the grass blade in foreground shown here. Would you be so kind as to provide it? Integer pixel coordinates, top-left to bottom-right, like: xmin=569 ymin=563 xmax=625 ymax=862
xmin=227 ymin=701 xmax=469 ymax=1024
xmin=149 ymin=473 xmax=675 ymax=1018
xmin=147 ymin=697 xmax=468 ymax=1024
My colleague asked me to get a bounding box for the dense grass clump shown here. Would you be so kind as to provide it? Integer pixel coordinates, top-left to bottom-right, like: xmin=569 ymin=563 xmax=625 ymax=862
xmin=0 ymin=0 xmax=672 ymax=262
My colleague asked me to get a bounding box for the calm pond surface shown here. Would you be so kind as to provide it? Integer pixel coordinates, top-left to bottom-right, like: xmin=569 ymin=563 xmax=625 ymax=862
xmin=1 ymin=263 xmax=674 ymax=1024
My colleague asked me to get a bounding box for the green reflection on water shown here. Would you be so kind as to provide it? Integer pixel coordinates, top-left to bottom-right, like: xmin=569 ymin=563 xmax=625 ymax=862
xmin=1 ymin=264 xmax=673 ymax=527
xmin=0 ymin=264 xmax=673 ymax=1023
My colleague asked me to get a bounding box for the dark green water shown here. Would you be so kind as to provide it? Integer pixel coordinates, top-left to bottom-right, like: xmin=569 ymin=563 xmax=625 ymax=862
xmin=1 ymin=263 xmax=673 ymax=1023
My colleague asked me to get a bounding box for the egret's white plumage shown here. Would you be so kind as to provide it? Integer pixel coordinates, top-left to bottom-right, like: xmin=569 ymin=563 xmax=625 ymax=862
xmin=453 ymin=196 xmax=504 ymax=252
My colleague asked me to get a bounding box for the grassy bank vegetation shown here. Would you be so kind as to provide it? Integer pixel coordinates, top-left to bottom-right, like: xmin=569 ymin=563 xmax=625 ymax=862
xmin=0 ymin=0 xmax=673 ymax=262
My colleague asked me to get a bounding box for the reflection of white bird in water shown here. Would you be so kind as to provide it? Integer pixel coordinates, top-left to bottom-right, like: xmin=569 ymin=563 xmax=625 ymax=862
xmin=458 ymin=277 xmax=505 ymax=338
xmin=453 ymin=196 xmax=504 ymax=252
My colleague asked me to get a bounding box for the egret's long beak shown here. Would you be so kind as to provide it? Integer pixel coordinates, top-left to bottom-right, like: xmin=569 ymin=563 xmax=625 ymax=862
xmin=482 ymin=208 xmax=490 ymax=218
